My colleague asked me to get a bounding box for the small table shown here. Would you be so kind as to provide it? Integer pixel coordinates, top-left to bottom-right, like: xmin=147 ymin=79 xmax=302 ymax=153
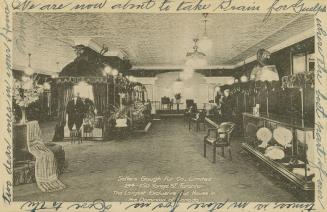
xmin=175 ymin=103 xmax=183 ymax=112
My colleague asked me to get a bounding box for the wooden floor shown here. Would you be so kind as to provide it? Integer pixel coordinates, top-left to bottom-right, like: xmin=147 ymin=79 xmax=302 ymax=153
xmin=14 ymin=118 xmax=311 ymax=202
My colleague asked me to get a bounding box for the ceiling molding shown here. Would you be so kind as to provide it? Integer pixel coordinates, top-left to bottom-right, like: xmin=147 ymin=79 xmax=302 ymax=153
xmin=14 ymin=13 xmax=313 ymax=74
xmin=229 ymin=15 xmax=304 ymax=64
xmin=234 ymin=28 xmax=314 ymax=68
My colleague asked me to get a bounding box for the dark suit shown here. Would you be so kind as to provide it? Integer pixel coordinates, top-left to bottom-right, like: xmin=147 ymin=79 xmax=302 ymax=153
xmin=66 ymin=98 xmax=85 ymax=130
xmin=221 ymin=96 xmax=234 ymax=122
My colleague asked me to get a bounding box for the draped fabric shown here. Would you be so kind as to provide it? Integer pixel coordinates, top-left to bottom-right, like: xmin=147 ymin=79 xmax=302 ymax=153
xmin=53 ymin=82 xmax=109 ymax=140
xmin=27 ymin=124 xmax=65 ymax=192
xmin=92 ymin=83 xmax=108 ymax=115
xmin=52 ymin=84 xmax=74 ymax=141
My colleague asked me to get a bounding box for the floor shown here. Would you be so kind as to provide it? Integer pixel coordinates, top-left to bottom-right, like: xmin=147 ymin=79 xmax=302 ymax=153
xmin=14 ymin=117 xmax=309 ymax=202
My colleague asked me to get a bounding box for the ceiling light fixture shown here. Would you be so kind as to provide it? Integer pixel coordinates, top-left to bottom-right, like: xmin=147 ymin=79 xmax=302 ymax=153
xmin=240 ymin=75 xmax=248 ymax=83
xmin=185 ymin=38 xmax=207 ymax=68
xmin=51 ymin=62 xmax=60 ymax=78
xmin=24 ymin=53 xmax=34 ymax=76
xmin=173 ymin=73 xmax=183 ymax=93
xmin=240 ymin=60 xmax=248 ymax=83
xmin=198 ymin=13 xmax=213 ymax=52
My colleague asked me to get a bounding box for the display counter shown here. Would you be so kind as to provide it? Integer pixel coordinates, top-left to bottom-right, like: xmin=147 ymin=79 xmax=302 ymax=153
xmin=242 ymin=112 xmax=314 ymax=190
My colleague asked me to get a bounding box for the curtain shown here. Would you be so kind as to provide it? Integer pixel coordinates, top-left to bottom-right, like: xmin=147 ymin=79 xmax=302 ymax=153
xmin=52 ymin=84 xmax=73 ymax=141
xmin=92 ymin=83 xmax=107 ymax=115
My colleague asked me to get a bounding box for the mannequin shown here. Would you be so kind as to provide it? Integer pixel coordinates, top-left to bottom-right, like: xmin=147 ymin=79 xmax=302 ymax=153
xmin=250 ymin=49 xmax=279 ymax=81
xmin=66 ymin=93 xmax=85 ymax=131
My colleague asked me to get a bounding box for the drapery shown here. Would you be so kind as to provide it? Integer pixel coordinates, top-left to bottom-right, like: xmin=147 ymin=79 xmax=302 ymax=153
xmin=92 ymin=83 xmax=108 ymax=115
xmin=53 ymin=82 xmax=110 ymax=140
xmin=52 ymin=84 xmax=74 ymax=141
xmin=27 ymin=124 xmax=65 ymax=192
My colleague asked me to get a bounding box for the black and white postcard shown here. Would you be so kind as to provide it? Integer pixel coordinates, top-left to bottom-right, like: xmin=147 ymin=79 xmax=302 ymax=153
xmin=1 ymin=0 xmax=327 ymax=211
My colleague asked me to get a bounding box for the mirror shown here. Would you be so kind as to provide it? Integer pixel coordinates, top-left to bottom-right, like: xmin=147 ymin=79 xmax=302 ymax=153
xmin=292 ymin=53 xmax=306 ymax=74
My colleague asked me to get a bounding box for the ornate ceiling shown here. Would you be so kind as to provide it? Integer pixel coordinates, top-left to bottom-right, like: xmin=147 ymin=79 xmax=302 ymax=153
xmin=13 ymin=13 xmax=314 ymax=74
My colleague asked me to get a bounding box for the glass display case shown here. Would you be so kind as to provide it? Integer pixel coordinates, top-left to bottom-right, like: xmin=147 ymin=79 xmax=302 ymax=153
xmin=242 ymin=112 xmax=314 ymax=190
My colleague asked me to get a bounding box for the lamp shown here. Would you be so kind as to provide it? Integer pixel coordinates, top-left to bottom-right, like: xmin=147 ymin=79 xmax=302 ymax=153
xmin=51 ymin=73 xmax=58 ymax=78
xmin=43 ymin=82 xmax=51 ymax=90
xmin=186 ymin=38 xmax=207 ymax=68
xmin=111 ymin=69 xmax=119 ymax=76
xmin=173 ymin=79 xmax=183 ymax=93
xmin=240 ymin=75 xmax=248 ymax=83
xmin=173 ymin=72 xmax=184 ymax=94
xmin=198 ymin=13 xmax=213 ymax=52
xmin=51 ymin=62 xmax=60 ymax=78
xmin=104 ymin=66 xmax=112 ymax=75
xmin=24 ymin=53 xmax=34 ymax=75
xmin=22 ymin=75 xmax=30 ymax=82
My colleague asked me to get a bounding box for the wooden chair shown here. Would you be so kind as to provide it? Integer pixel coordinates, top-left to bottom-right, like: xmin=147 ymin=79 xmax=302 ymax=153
xmin=189 ymin=110 xmax=206 ymax=131
xmin=204 ymin=122 xmax=235 ymax=163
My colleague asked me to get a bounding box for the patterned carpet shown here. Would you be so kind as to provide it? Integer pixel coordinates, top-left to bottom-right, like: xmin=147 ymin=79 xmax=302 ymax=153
xmin=14 ymin=117 xmax=307 ymax=202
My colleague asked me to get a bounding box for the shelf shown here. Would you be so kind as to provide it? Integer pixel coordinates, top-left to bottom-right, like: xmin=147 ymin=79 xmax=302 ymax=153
xmin=242 ymin=143 xmax=314 ymax=191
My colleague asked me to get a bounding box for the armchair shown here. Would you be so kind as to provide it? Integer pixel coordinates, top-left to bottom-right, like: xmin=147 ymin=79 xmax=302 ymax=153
xmin=204 ymin=122 xmax=235 ymax=162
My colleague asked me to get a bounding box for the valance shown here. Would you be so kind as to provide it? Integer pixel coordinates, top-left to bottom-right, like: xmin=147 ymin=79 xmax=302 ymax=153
xmin=55 ymin=77 xmax=108 ymax=84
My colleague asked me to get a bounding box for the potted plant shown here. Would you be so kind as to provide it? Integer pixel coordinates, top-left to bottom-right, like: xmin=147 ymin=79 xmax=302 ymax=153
xmin=13 ymin=79 xmax=44 ymax=123
xmin=175 ymin=93 xmax=182 ymax=104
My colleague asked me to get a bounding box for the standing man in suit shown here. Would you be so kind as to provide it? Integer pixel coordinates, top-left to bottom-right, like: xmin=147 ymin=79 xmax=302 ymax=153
xmin=221 ymin=89 xmax=234 ymax=122
xmin=66 ymin=93 xmax=85 ymax=131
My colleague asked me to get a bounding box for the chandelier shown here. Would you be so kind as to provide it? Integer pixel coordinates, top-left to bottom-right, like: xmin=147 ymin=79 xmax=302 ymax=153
xmin=173 ymin=72 xmax=183 ymax=93
xmin=185 ymin=38 xmax=207 ymax=68
xmin=198 ymin=13 xmax=213 ymax=52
